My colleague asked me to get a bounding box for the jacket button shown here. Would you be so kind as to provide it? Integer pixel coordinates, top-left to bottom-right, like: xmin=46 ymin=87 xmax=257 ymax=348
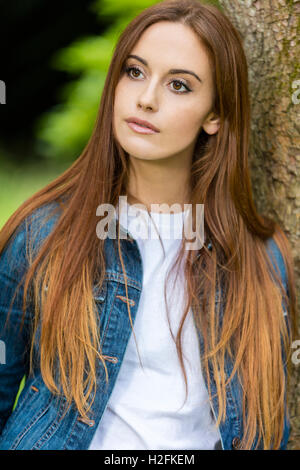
xmin=231 ymin=437 xmax=242 ymax=449
xmin=77 ymin=417 xmax=95 ymax=427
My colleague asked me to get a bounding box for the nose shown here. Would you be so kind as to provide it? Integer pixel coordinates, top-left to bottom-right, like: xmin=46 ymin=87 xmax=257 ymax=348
xmin=137 ymin=82 xmax=159 ymax=111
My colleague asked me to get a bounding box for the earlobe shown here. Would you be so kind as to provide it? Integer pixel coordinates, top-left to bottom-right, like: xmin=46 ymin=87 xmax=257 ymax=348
xmin=202 ymin=113 xmax=220 ymax=135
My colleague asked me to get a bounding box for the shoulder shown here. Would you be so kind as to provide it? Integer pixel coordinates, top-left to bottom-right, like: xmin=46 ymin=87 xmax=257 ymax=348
xmin=25 ymin=200 xmax=63 ymax=248
xmin=1 ymin=200 xmax=63 ymax=267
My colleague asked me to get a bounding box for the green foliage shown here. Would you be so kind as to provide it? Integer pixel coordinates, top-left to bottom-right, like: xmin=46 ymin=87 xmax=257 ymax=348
xmin=92 ymin=0 xmax=159 ymax=17
xmin=35 ymin=70 xmax=105 ymax=162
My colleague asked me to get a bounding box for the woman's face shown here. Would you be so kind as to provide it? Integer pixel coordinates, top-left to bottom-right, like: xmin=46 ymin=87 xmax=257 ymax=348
xmin=113 ymin=21 xmax=219 ymax=163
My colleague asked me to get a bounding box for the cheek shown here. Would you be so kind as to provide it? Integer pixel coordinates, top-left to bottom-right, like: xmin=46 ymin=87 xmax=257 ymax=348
xmin=113 ymin=88 xmax=128 ymax=135
xmin=114 ymin=80 xmax=127 ymax=113
xmin=113 ymin=88 xmax=123 ymax=118
xmin=166 ymin=106 xmax=203 ymax=140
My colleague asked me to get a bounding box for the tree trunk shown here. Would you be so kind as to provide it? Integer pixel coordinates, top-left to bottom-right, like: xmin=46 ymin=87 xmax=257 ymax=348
xmin=218 ymin=0 xmax=300 ymax=450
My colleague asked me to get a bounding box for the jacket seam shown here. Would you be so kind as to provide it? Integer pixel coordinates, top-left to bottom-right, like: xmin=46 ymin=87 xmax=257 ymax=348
xmin=101 ymin=283 xmax=119 ymax=347
xmin=10 ymin=396 xmax=53 ymax=449
xmin=104 ymin=271 xmax=142 ymax=291
xmin=31 ymin=398 xmax=66 ymax=449
xmin=63 ymin=411 xmax=81 ymax=450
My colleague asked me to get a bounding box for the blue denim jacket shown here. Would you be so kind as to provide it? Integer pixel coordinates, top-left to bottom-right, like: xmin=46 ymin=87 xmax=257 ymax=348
xmin=0 ymin=202 xmax=291 ymax=450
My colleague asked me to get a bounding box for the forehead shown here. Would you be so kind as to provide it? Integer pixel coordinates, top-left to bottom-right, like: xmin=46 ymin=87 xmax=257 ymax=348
xmin=129 ymin=21 xmax=211 ymax=77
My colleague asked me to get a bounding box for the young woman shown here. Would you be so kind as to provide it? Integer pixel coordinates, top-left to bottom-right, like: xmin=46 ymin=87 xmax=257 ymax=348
xmin=0 ymin=0 xmax=297 ymax=450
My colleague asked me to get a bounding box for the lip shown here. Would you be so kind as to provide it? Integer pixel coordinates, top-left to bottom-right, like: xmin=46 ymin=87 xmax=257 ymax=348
xmin=125 ymin=117 xmax=160 ymax=133
xmin=126 ymin=121 xmax=158 ymax=135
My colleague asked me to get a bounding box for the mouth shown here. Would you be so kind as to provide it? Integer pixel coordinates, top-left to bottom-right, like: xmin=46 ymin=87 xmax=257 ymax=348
xmin=125 ymin=117 xmax=160 ymax=134
xmin=126 ymin=121 xmax=159 ymax=135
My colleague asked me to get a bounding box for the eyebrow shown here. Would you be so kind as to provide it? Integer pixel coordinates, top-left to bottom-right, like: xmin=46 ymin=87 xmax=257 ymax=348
xmin=127 ymin=54 xmax=202 ymax=83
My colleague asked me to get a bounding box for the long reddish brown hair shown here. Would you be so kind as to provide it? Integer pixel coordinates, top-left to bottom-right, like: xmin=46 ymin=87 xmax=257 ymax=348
xmin=0 ymin=0 xmax=297 ymax=449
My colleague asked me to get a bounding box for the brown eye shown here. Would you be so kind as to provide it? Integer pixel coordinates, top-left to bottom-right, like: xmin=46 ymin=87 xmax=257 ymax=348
xmin=173 ymin=81 xmax=182 ymax=91
xmin=125 ymin=66 xmax=142 ymax=79
xmin=170 ymin=80 xmax=191 ymax=94
xmin=131 ymin=69 xmax=140 ymax=78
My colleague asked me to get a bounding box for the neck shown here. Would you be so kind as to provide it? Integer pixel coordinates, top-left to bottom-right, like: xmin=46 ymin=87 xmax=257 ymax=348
xmin=126 ymin=154 xmax=192 ymax=213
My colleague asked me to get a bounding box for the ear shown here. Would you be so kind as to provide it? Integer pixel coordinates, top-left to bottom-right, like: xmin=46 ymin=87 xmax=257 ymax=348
xmin=202 ymin=112 xmax=220 ymax=135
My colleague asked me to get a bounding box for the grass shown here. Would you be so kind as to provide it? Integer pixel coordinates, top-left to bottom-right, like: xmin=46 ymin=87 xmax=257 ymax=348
xmin=0 ymin=158 xmax=69 ymax=229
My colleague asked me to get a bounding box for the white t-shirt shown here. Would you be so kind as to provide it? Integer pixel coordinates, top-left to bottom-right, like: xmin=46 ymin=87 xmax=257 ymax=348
xmin=88 ymin=201 xmax=221 ymax=450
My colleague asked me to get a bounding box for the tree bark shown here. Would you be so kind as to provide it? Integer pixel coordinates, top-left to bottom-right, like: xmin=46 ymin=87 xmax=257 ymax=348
xmin=218 ymin=0 xmax=300 ymax=450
